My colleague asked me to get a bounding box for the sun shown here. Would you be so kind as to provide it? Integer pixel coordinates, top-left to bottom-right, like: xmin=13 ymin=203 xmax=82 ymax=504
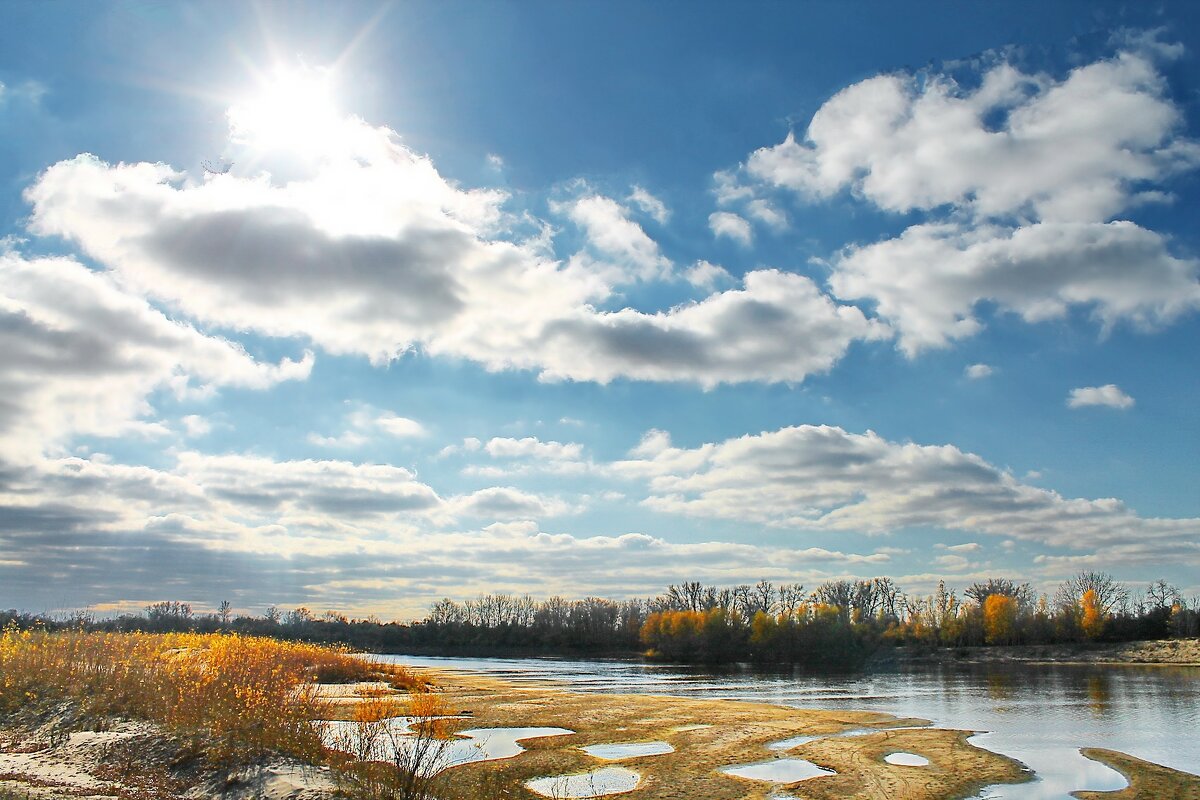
xmin=228 ymin=64 xmax=343 ymax=157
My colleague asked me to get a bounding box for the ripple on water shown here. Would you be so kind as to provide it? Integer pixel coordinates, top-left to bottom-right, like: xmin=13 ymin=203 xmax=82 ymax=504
xmin=581 ymin=741 xmax=674 ymax=759
xmin=720 ymin=758 xmax=836 ymax=783
xmin=526 ymin=766 xmax=641 ymax=798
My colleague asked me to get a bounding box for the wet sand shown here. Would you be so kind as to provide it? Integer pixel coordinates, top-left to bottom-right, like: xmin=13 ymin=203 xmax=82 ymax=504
xmin=326 ymin=669 xmax=1033 ymax=800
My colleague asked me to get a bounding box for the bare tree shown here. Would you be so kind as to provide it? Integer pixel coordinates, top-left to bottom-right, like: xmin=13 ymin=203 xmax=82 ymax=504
xmin=1145 ymin=579 xmax=1179 ymax=610
xmin=965 ymin=579 xmax=1033 ymax=611
xmin=1055 ymin=572 xmax=1128 ymax=617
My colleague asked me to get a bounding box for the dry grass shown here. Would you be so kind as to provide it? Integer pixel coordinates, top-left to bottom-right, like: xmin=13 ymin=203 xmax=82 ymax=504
xmin=0 ymin=628 xmax=418 ymax=765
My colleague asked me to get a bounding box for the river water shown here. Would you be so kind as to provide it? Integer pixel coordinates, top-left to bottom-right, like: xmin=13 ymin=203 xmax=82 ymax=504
xmin=376 ymin=654 xmax=1200 ymax=799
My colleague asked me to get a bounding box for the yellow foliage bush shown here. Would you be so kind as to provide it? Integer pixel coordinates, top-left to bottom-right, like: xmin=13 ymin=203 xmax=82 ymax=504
xmin=0 ymin=628 xmax=418 ymax=764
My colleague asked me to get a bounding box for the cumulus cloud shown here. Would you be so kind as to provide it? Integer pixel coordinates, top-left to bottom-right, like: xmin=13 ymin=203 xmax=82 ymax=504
xmin=180 ymin=415 xmax=213 ymax=438
xmin=0 ymin=449 xmax=894 ymax=615
xmin=484 ymin=436 xmax=584 ymax=461
xmin=1068 ymin=384 xmax=1135 ymax=410
xmin=830 ymin=220 xmax=1200 ymax=355
xmin=533 ymin=270 xmax=889 ymax=387
xmin=308 ymin=407 xmax=427 ymax=449
xmin=708 ymin=211 xmax=753 ymax=245
xmin=965 ymin=363 xmax=993 ymax=380
xmin=731 ymin=42 xmax=1200 ymax=351
xmin=615 ymin=424 xmax=1199 ymax=560
xmin=684 ymin=260 xmax=734 ymax=289
xmin=452 ymin=486 xmax=578 ymax=519
xmin=0 ymin=250 xmax=311 ymax=460
xmin=747 ymin=50 xmax=1199 ymax=222
xmin=557 ymin=192 xmax=671 ymax=281
xmin=627 ymin=185 xmax=670 ymax=224
xmin=23 ymin=113 xmax=879 ymax=388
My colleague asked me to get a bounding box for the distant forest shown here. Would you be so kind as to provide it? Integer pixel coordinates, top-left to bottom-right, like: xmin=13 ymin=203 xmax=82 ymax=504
xmin=5 ymin=572 xmax=1197 ymax=669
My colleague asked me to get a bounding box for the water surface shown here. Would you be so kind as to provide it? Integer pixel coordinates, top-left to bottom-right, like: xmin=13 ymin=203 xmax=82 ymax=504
xmin=380 ymin=653 xmax=1200 ymax=798
xmin=526 ymin=766 xmax=641 ymax=798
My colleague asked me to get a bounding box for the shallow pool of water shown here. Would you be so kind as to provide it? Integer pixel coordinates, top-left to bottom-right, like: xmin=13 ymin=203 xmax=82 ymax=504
xmin=721 ymin=757 xmax=836 ymax=782
xmin=884 ymin=752 xmax=930 ymax=767
xmin=581 ymin=741 xmax=674 ymax=759
xmin=322 ymin=721 xmax=573 ymax=774
xmin=380 ymin=654 xmax=1199 ymax=797
xmin=767 ymin=733 xmax=820 ymax=750
xmin=526 ymin=766 xmax=641 ymax=798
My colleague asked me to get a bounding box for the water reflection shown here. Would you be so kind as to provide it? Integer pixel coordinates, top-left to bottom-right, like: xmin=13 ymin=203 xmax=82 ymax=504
xmin=1086 ymin=674 xmax=1111 ymax=714
xmin=987 ymin=672 xmax=1013 ymax=703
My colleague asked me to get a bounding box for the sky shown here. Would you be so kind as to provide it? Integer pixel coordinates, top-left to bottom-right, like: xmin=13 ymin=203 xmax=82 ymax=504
xmin=1 ymin=1 xmax=1198 ymax=619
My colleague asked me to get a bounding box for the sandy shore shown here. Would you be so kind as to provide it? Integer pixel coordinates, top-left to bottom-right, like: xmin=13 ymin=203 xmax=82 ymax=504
xmin=1074 ymin=749 xmax=1200 ymax=800
xmin=321 ymin=668 xmax=1032 ymax=800
xmin=878 ymin=637 xmax=1200 ymax=667
xmin=5 ymin=667 xmax=1198 ymax=799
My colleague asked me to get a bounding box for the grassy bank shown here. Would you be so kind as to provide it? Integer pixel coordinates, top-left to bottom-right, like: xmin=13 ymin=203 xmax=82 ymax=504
xmin=0 ymin=629 xmax=419 ymax=764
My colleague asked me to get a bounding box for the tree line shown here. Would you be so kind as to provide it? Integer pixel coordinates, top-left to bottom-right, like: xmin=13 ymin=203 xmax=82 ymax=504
xmin=4 ymin=572 xmax=1197 ymax=669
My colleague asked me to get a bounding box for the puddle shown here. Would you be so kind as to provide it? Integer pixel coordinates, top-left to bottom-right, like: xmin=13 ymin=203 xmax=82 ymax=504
xmin=768 ymin=724 xmax=926 ymax=751
xmin=884 ymin=752 xmax=930 ymax=766
xmin=767 ymin=734 xmax=820 ymax=750
xmin=965 ymin=734 xmax=1129 ymax=798
xmin=720 ymin=758 xmax=836 ymax=783
xmin=526 ymin=766 xmax=641 ymax=798
xmin=322 ymin=721 xmax=573 ymax=773
xmin=581 ymin=741 xmax=674 ymax=760
xmin=670 ymin=724 xmax=712 ymax=732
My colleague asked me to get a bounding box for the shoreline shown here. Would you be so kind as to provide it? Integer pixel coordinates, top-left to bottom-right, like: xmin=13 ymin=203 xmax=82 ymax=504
xmin=4 ymin=663 xmax=1198 ymax=799
xmin=364 ymin=668 xmax=1033 ymax=800
xmin=872 ymin=638 xmax=1200 ymax=668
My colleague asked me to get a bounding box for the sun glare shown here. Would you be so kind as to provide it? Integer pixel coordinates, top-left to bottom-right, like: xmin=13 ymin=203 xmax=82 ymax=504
xmin=229 ymin=65 xmax=343 ymax=157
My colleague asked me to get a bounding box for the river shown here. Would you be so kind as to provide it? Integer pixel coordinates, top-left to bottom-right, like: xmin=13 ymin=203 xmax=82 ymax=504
xmin=375 ymin=654 xmax=1200 ymax=799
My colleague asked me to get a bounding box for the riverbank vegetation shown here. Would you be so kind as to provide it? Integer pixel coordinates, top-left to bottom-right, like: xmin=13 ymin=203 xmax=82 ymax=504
xmin=0 ymin=630 xmax=419 ymax=764
xmin=4 ymin=572 xmax=1197 ymax=668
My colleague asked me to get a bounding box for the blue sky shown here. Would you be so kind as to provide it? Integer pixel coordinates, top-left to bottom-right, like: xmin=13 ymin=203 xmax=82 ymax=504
xmin=1 ymin=1 xmax=1198 ymax=618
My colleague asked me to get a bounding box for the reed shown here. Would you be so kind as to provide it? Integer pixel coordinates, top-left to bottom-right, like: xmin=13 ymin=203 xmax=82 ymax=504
xmin=0 ymin=628 xmax=418 ymax=764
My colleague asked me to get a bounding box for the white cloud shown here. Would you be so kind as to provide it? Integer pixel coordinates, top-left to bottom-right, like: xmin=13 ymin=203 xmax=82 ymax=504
xmin=529 ymin=270 xmax=889 ymax=387
xmin=180 ymin=415 xmax=213 ymax=438
xmin=747 ymin=50 xmax=1199 ymax=222
xmin=708 ymin=211 xmax=753 ymax=246
xmin=437 ymin=437 xmax=483 ymax=459
xmin=745 ymin=198 xmax=788 ymax=230
xmin=375 ymin=413 xmax=427 ymax=438
xmin=558 ymin=193 xmax=671 ymax=281
xmin=731 ymin=44 xmax=1200 ymax=352
xmin=683 ymin=260 xmax=733 ymax=289
xmin=307 ymin=431 xmax=369 ymax=448
xmin=965 ymin=363 xmax=993 ymax=380
xmin=830 ymin=221 xmax=1200 ymax=355
xmin=452 ymin=486 xmax=578 ymax=520
xmin=0 ymin=250 xmax=311 ymax=461
xmin=308 ymin=407 xmax=427 ymax=448
xmin=23 ymin=114 xmax=876 ymax=388
xmin=627 ymin=185 xmax=670 ymax=224
xmin=0 ymin=449 xmax=896 ymax=615
xmin=485 ymin=436 xmax=584 ymax=461
xmin=1068 ymin=384 xmax=1135 ymax=410
xmin=615 ymin=424 xmax=1199 ymax=560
